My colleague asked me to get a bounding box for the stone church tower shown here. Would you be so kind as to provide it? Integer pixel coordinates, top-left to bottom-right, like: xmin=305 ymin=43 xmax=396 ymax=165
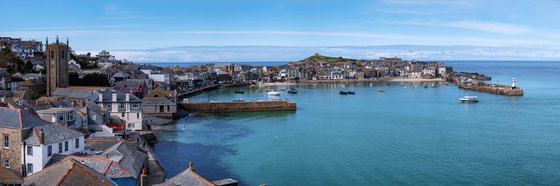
xmin=45 ymin=36 xmax=69 ymax=96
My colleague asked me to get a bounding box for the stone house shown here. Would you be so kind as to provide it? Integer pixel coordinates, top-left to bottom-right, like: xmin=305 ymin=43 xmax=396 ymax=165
xmin=142 ymin=87 xmax=177 ymax=119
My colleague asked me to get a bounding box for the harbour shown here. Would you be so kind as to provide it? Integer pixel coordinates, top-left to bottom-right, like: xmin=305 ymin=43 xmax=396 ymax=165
xmin=152 ymin=61 xmax=560 ymax=185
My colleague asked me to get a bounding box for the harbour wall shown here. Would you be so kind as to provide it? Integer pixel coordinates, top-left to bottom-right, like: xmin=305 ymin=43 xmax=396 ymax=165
xmin=179 ymin=100 xmax=297 ymax=113
xmin=457 ymin=83 xmax=524 ymax=96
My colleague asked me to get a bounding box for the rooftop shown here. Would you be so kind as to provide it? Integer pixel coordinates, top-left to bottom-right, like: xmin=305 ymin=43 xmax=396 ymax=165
xmin=25 ymin=158 xmax=117 ymax=186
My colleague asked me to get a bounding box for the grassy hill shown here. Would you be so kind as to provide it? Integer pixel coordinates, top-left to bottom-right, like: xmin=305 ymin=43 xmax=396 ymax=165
xmin=297 ymin=53 xmax=357 ymax=63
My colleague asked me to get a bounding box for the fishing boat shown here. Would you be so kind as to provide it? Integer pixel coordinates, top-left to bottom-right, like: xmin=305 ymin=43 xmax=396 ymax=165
xmin=459 ymin=95 xmax=479 ymax=103
xmin=268 ymin=91 xmax=281 ymax=96
xmin=287 ymin=88 xmax=297 ymax=94
xmin=378 ymin=89 xmax=385 ymax=93
xmin=233 ymin=90 xmax=244 ymax=94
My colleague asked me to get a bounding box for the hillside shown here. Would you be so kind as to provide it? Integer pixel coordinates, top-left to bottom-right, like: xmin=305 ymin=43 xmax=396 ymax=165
xmin=297 ymin=53 xmax=357 ymax=63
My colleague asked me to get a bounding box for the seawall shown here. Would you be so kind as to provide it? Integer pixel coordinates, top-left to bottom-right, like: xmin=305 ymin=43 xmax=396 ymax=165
xmin=457 ymin=83 xmax=524 ymax=96
xmin=179 ymin=100 xmax=297 ymax=113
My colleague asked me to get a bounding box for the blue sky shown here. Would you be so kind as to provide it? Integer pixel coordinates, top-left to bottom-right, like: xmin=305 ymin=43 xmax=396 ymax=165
xmin=2 ymin=0 xmax=560 ymax=61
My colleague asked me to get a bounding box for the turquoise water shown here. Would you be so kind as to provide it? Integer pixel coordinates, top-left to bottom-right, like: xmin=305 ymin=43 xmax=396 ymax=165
xmin=153 ymin=61 xmax=560 ymax=185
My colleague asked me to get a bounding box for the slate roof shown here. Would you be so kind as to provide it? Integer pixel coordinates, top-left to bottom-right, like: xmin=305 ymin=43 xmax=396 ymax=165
xmin=24 ymin=122 xmax=84 ymax=146
xmin=53 ymin=88 xmax=94 ymax=99
xmin=85 ymin=137 xmax=122 ymax=153
xmin=0 ymin=166 xmax=24 ymax=185
xmin=100 ymin=142 xmax=146 ymax=178
xmin=0 ymin=107 xmax=51 ymax=129
xmin=80 ymin=102 xmax=108 ymax=126
xmin=113 ymin=81 xmax=140 ymax=89
xmin=142 ymin=97 xmax=174 ymax=106
xmin=2 ymin=98 xmax=37 ymax=115
xmin=46 ymin=155 xmax=133 ymax=179
xmin=25 ymin=158 xmax=117 ymax=186
xmin=93 ymin=91 xmax=141 ymax=103
xmin=155 ymin=163 xmax=214 ymax=186
xmin=22 ymin=79 xmax=45 ymax=86
xmin=111 ymin=72 xmax=129 ymax=79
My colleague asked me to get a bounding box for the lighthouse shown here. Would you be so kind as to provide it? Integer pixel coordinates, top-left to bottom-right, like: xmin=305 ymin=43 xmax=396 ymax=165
xmin=512 ymin=77 xmax=516 ymax=89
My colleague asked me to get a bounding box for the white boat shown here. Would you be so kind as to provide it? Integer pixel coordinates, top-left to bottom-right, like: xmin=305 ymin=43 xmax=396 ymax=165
xmin=459 ymin=96 xmax=478 ymax=103
xmin=267 ymin=91 xmax=281 ymax=96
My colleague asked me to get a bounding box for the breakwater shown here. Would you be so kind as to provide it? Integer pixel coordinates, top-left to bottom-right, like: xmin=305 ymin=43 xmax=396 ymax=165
xmin=457 ymin=83 xmax=524 ymax=96
xmin=179 ymin=100 xmax=297 ymax=113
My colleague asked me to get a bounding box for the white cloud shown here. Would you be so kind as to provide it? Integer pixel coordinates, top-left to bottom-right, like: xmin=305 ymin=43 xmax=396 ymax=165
xmin=88 ymin=45 xmax=560 ymax=62
xmin=446 ymin=21 xmax=532 ymax=35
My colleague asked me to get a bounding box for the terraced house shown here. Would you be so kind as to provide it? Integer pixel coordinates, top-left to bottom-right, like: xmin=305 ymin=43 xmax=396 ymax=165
xmin=0 ymin=107 xmax=84 ymax=175
xmin=92 ymin=90 xmax=143 ymax=131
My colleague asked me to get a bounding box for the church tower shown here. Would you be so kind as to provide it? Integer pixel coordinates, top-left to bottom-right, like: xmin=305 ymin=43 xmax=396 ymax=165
xmin=45 ymin=36 xmax=69 ymax=96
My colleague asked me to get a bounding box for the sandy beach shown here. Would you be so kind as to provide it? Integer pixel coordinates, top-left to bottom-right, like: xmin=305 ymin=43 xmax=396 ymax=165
xmin=259 ymin=78 xmax=443 ymax=86
xmin=388 ymin=78 xmax=445 ymax=82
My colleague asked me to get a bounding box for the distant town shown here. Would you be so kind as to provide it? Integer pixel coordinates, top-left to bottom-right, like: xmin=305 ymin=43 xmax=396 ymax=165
xmin=0 ymin=36 xmax=523 ymax=186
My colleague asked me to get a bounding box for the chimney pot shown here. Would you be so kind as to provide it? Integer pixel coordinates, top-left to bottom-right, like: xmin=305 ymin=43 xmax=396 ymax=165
xmin=39 ymin=129 xmax=45 ymax=144
xmin=112 ymin=93 xmax=117 ymax=102
xmin=126 ymin=93 xmax=130 ymax=101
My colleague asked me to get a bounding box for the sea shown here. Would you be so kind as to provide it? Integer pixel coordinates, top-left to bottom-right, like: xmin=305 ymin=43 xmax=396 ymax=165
xmin=150 ymin=61 xmax=560 ymax=185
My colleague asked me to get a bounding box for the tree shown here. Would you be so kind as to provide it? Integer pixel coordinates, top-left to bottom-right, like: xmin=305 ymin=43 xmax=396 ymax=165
xmin=82 ymin=73 xmax=110 ymax=86
xmin=69 ymin=72 xmax=81 ymax=86
xmin=24 ymin=61 xmax=33 ymax=73
xmin=28 ymin=92 xmax=41 ymax=100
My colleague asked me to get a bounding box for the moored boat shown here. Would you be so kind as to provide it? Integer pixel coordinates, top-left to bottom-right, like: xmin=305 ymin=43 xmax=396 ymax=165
xmin=287 ymin=88 xmax=297 ymax=94
xmin=378 ymin=89 xmax=385 ymax=93
xmin=268 ymin=91 xmax=281 ymax=96
xmin=459 ymin=95 xmax=478 ymax=103
xmin=339 ymin=91 xmax=348 ymax=95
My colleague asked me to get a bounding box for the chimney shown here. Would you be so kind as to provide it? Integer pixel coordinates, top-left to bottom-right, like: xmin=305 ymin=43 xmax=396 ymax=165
xmin=39 ymin=129 xmax=45 ymax=144
xmin=98 ymin=94 xmax=103 ymax=102
xmin=126 ymin=93 xmax=130 ymax=102
xmin=188 ymin=162 xmax=194 ymax=171
xmin=112 ymin=93 xmax=117 ymax=102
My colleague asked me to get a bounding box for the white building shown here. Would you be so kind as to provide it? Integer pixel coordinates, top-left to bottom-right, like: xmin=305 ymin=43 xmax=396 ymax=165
xmin=37 ymin=108 xmax=88 ymax=130
xmin=23 ymin=124 xmax=85 ymax=175
xmin=98 ymin=62 xmax=113 ymax=69
xmin=149 ymin=73 xmax=171 ymax=84
xmin=93 ymin=90 xmax=143 ymax=131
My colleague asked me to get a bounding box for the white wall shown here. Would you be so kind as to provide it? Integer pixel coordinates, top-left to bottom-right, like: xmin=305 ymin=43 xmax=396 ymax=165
xmin=24 ymin=136 xmax=85 ymax=175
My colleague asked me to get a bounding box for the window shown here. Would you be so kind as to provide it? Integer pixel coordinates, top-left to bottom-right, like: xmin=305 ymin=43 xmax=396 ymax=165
xmin=137 ymin=113 xmax=140 ymax=119
xmin=119 ymin=103 xmax=125 ymax=109
xmin=92 ymin=115 xmax=97 ymax=121
xmin=64 ymin=141 xmax=69 ymax=152
xmin=3 ymin=135 xmax=8 ymax=149
xmin=27 ymin=163 xmax=33 ymax=173
xmin=58 ymin=143 xmax=62 ymax=153
xmin=58 ymin=114 xmax=64 ymax=121
xmin=2 ymin=159 xmax=9 ymax=168
xmin=47 ymin=145 xmax=52 ymax=156
xmin=27 ymin=146 xmax=33 ymax=156
xmin=68 ymin=113 xmax=74 ymax=121
xmin=75 ymin=138 xmax=79 ymax=148
xmin=132 ymin=104 xmax=139 ymax=109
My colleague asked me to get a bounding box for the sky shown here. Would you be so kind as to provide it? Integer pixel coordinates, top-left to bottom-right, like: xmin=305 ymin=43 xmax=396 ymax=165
xmin=2 ymin=0 xmax=560 ymax=62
